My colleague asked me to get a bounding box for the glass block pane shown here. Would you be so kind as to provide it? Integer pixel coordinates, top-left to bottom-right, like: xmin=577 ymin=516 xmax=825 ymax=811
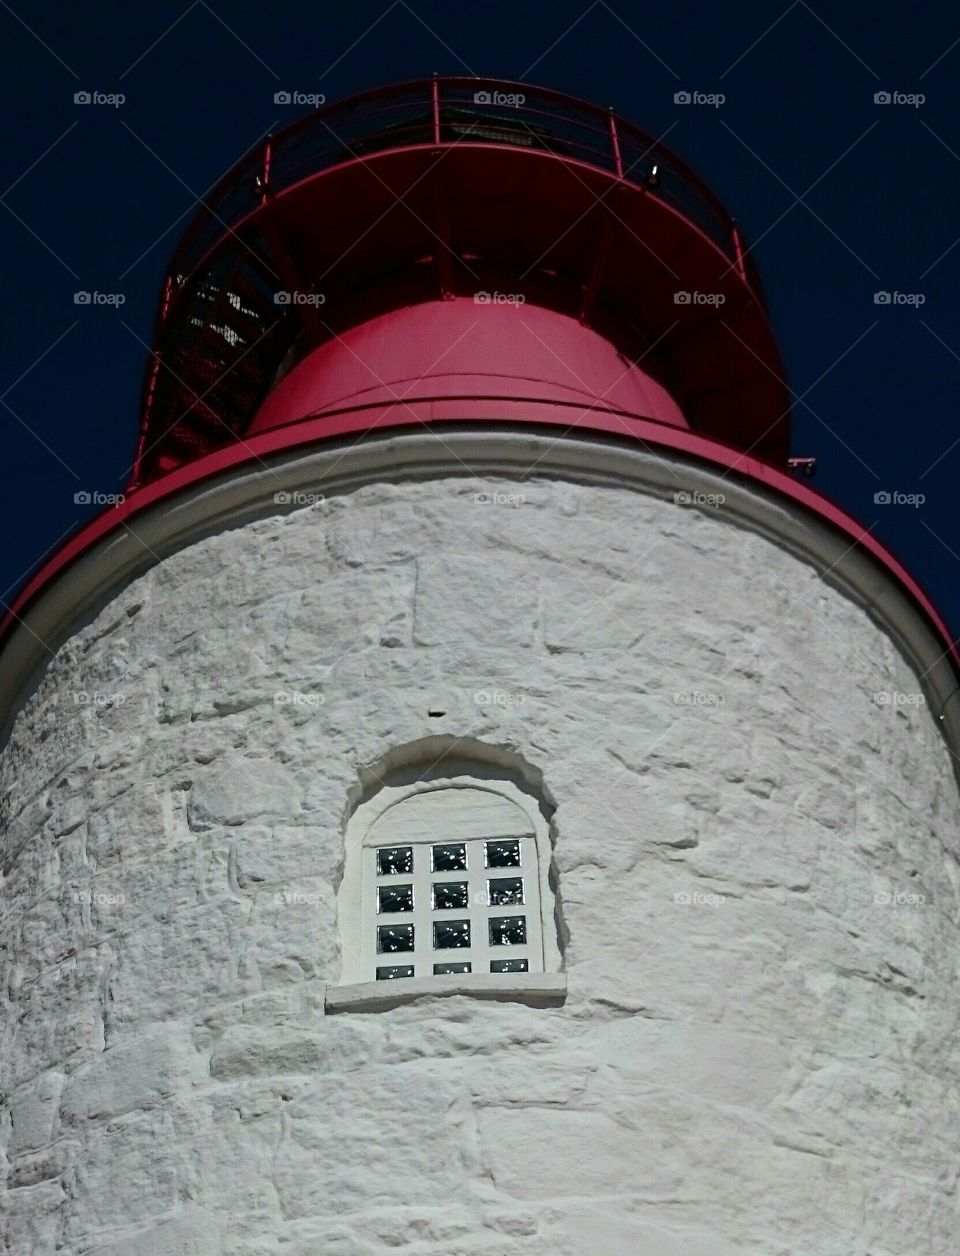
xmin=434 ymin=961 xmax=471 ymax=975
xmin=489 ymin=915 xmax=526 ymax=946
xmin=376 ymin=964 xmax=414 ymax=980
xmin=377 ymin=884 xmax=414 ymax=913
xmin=485 ymin=839 xmax=521 ymax=867
xmin=377 ymin=923 xmax=414 ymax=953
xmin=431 ymin=843 xmax=467 ymax=871
xmin=488 ymin=876 xmax=524 ymax=906
xmin=377 ymin=846 xmax=413 ymax=876
xmin=491 ymin=958 xmax=529 ymax=973
xmin=434 ymin=919 xmax=471 ymax=949
xmin=432 ymin=881 xmax=469 ymax=910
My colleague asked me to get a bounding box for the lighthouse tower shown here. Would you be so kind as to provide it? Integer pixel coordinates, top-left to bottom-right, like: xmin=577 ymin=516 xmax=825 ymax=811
xmin=2 ymin=79 xmax=959 ymax=1256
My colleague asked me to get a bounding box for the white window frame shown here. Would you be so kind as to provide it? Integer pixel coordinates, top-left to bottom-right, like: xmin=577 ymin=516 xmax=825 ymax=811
xmin=337 ymin=776 xmax=560 ymax=987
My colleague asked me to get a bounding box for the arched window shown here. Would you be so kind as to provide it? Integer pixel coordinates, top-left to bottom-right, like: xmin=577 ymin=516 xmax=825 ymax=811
xmin=329 ymin=745 xmax=565 ymax=1010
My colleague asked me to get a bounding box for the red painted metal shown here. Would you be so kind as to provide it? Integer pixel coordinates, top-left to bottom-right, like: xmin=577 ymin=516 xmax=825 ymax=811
xmin=248 ymin=300 xmax=688 ymax=436
xmin=731 ymin=221 xmax=747 ymax=284
xmin=608 ymin=110 xmax=623 ymax=180
xmin=431 ymin=75 xmax=441 ymax=145
xmin=260 ymin=136 xmax=272 ymax=206
xmin=129 ymin=76 xmax=790 ymax=486
xmin=159 ymin=273 xmax=174 ymax=326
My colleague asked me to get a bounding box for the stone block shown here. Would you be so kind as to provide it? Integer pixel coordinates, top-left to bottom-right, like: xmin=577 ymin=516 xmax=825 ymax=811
xmin=61 ymin=1025 xmax=196 ymax=1124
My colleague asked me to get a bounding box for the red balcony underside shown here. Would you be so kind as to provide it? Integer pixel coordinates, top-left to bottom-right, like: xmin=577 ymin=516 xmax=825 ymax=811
xmin=249 ymin=300 xmax=688 ymax=436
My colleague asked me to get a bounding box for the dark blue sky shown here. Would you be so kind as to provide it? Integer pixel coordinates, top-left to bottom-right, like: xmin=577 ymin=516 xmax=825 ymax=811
xmin=3 ymin=1 xmax=958 ymax=635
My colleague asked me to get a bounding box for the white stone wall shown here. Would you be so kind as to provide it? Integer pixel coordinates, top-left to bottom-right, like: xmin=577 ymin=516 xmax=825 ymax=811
xmin=2 ymin=475 xmax=959 ymax=1256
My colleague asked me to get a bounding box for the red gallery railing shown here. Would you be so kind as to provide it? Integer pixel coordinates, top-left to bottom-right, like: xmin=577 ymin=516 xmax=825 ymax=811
xmin=170 ymin=78 xmax=752 ymax=291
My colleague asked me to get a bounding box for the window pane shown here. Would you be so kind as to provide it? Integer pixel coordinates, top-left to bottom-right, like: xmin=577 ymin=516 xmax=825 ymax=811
xmin=491 ymin=958 xmax=529 ymax=973
xmin=434 ymin=961 xmax=471 ymax=975
xmin=488 ymin=876 xmax=524 ymax=906
xmin=486 ymin=839 xmax=521 ymax=867
xmin=431 ymin=843 xmax=467 ymax=871
xmin=377 ymin=923 xmax=415 ymax=953
xmin=434 ymin=919 xmax=471 ymax=949
xmin=377 ymin=884 xmax=414 ymax=913
xmin=489 ymin=915 xmax=526 ymax=946
xmin=432 ymin=881 xmax=469 ymax=910
xmin=377 ymin=846 xmax=413 ymax=876
xmin=376 ymin=964 xmax=414 ymax=980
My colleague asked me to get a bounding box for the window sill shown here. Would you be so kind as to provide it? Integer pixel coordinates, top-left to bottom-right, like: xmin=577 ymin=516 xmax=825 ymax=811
xmin=325 ymin=971 xmax=567 ymax=1014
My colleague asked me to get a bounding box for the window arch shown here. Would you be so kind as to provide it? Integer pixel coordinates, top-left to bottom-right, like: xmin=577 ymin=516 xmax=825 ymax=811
xmin=332 ymin=745 xmax=564 ymax=1005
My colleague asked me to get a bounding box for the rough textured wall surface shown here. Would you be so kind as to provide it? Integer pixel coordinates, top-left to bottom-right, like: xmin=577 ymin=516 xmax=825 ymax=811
xmin=1 ymin=475 xmax=958 ymax=1256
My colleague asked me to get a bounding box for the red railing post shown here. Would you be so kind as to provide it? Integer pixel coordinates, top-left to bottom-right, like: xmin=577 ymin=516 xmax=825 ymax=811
xmin=260 ymin=136 xmax=273 ymax=206
xmin=432 ymin=75 xmax=441 ymax=145
xmin=731 ymin=220 xmax=747 ymax=282
xmin=608 ymin=110 xmax=623 ymax=179
xmin=157 ymin=273 xmax=174 ymax=327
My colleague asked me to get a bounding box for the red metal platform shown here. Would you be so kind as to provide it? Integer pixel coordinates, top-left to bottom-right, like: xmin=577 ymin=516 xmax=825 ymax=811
xmin=131 ymin=76 xmax=788 ymax=487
